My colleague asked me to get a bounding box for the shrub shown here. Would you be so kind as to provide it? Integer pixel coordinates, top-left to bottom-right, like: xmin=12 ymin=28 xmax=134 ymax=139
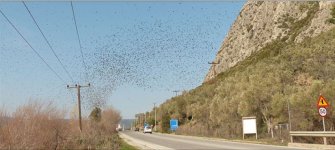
xmin=0 ymin=101 xmax=68 ymax=149
xmin=0 ymin=101 xmax=122 ymax=149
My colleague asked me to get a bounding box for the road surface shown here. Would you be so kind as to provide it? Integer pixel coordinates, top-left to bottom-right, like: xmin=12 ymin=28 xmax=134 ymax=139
xmin=119 ymin=131 xmax=306 ymax=149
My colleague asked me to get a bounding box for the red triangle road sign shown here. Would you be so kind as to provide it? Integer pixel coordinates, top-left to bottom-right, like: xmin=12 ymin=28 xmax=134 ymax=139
xmin=317 ymin=95 xmax=329 ymax=108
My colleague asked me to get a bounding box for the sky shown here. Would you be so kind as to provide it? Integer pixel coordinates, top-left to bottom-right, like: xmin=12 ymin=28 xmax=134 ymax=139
xmin=0 ymin=1 xmax=245 ymax=119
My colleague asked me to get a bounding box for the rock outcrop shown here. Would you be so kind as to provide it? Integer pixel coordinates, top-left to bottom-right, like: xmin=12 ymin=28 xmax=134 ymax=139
xmin=204 ymin=1 xmax=334 ymax=82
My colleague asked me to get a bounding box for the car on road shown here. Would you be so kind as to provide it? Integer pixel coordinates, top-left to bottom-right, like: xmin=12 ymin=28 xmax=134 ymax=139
xmin=143 ymin=126 xmax=152 ymax=134
xmin=135 ymin=127 xmax=139 ymax=131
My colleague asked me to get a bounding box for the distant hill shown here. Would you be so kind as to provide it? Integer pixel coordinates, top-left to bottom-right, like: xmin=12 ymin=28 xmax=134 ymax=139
xmin=120 ymin=119 xmax=135 ymax=129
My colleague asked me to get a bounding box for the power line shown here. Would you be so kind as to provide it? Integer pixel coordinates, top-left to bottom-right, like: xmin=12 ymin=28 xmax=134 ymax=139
xmin=22 ymin=1 xmax=75 ymax=83
xmin=70 ymin=1 xmax=89 ymax=81
xmin=0 ymin=9 xmax=66 ymax=84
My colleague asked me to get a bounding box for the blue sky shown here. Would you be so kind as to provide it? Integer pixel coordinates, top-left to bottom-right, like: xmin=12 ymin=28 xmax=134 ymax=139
xmin=0 ymin=1 xmax=244 ymax=119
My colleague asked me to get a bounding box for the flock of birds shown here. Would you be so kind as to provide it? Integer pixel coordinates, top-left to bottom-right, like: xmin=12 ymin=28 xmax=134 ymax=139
xmin=1 ymin=2 xmax=243 ymax=110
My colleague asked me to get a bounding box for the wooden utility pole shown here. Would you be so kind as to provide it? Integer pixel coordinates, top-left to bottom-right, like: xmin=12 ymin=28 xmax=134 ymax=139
xmin=154 ymin=103 xmax=157 ymax=132
xmin=173 ymin=90 xmax=179 ymax=97
xmin=208 ymin=61 xmax=219 ymax=76
xmin=67 ymin=83 xmax=90 ymax=132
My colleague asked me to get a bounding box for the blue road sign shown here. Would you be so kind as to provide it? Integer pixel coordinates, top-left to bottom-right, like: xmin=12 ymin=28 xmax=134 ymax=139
xmin=170 ymin=119 xmax=178 ymax=131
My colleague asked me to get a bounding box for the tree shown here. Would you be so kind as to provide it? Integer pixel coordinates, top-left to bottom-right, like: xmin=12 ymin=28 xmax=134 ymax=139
xmin=161 ymin=111 xmax=171 ymax=133
xmin=89 ymin=107 xmax=102 ymax=123
xmin=101 ymin=107 xmax=121 ymax=133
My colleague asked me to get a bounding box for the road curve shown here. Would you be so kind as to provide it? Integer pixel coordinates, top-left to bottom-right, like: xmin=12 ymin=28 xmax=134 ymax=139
xmin=119 ymin=131 xmax=306 ymax=150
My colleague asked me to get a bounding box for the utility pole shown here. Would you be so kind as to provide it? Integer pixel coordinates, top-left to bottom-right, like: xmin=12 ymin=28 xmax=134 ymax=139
xmin=278 ymin=49 xmax=292 ymax=137
xmin=137 ymin=114 xmax=140 ymax=126
xmin=67 ymin=83 xmax=90 ymax=132
xmin=145 ymin=112 xmax=147 ymax=124
xmin=287 ymin=98 xmax=292 ymax=131
xmin=173 ymin=90 xmax=179 ymax=97
xmin=208 ymin=61 xmax=219 ymax=76
xmin=154 ymin=103 xmax=157 ymax=132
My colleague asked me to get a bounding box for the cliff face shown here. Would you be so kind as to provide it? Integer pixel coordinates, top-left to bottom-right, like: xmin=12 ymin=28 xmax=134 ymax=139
xmin=204 ymin=1 xmax=335 ymax=82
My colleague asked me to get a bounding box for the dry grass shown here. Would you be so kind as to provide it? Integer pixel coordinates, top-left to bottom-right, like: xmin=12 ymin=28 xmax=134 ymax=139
xmin=0 ymin=101 xmax=68 ymax=149
xmin=0 ymin=101 xmax=121 ymax=149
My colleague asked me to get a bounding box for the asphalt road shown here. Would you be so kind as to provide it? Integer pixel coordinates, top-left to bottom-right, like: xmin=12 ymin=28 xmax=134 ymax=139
xmin=119 ymin=131 xmax=306 ymax=150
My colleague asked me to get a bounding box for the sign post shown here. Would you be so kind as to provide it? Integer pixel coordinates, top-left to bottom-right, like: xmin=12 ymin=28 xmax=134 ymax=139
xmin=317 ymin=94 xmax=329 ymax=145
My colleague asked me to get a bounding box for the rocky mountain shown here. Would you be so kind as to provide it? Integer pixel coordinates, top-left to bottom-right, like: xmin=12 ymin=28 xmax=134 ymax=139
xmin=140 ymin=1 xmax=335 ymax=143
xmin=205 ymin=1 xmax=335 ymax=82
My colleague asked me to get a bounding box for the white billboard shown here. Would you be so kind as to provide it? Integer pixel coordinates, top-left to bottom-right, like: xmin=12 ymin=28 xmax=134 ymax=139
xmin=242 ymin=117 xmax=257 ymax=139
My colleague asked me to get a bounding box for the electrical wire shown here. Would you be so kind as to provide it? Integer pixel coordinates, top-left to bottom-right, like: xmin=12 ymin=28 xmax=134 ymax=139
xmin=70 ymin=1 xmax=89 ymax=81
xmin=0 ymin=9 xmax=66 ymax=85
xmin=22 ymin=1 xmax=75 ymax=83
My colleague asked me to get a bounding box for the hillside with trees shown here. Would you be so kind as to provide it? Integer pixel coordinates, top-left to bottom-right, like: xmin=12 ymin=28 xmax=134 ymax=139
xmin=140 ymin=1 xmax=335 ymax=145
xmin=143 ymin=26 xmax=335 ymax=144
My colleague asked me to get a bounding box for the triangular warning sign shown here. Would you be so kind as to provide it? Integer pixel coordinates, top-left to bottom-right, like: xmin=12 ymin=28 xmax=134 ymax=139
xmin=317 ymin=95 xmax=329 ymax=107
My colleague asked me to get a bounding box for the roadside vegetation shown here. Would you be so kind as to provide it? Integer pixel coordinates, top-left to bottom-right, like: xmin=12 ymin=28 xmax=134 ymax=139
xmin=0 ymin=101 xmax=122 ymax=149
xmin=326 ymin=4 xmax=335 ymax=24
xmin=140 ymin=27 xmax=335 ymax=145
xmin=120 ymin=139 xmax=138 ymax=150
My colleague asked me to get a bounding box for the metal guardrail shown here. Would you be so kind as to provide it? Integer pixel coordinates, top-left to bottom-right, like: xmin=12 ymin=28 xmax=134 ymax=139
xmin=290 ymin=131 xmax=335 ymax=137
xmin=290 ymin=131 xmax=335 ymax=145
